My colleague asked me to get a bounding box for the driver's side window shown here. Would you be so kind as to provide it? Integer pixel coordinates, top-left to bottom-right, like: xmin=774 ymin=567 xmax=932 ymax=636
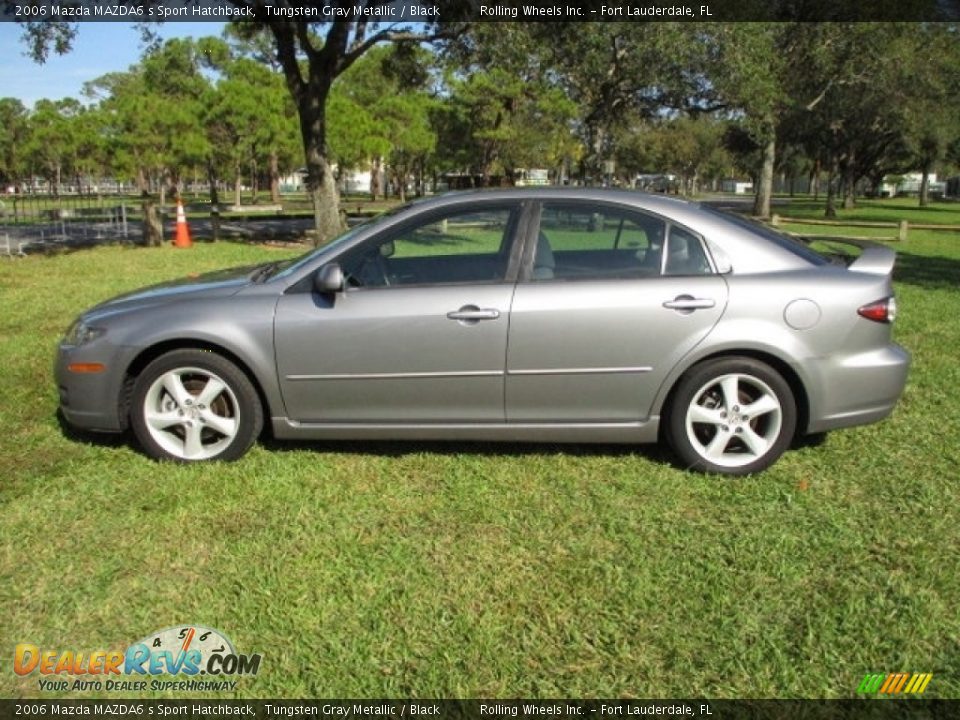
xmin=342 ymin=206 xmax=516 ymax=288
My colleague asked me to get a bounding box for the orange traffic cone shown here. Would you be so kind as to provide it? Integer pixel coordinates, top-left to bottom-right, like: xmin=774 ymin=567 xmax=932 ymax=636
xmin=173 ymin=198 xmax=193 ymax=248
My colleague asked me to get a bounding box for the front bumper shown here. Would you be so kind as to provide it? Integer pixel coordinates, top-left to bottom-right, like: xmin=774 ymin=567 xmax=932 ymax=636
xmin=55 ymin=341 xmax=133 ymax=433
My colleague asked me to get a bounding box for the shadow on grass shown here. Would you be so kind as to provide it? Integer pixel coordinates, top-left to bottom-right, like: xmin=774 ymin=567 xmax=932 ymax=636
xmin=894 ymin=251 xmax=960 ymax=289
xmin=55 ymin=409 xmax=129 ymax=447
xmin=261 ymin=435 xmax=676 ymax=463
xmin=55 ymin=405 xmax=677 ymax=464
xmin=57 ymin=410 xmax=830 ymax=472
xmin=263 ymin=432 xmax=827 ymax=470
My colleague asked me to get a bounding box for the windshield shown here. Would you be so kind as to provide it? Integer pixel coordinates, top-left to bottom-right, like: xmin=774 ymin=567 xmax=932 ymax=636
xmin=702 ymin=206 xmax=831 ymax=266
xmin=268 ymin=220 xmax=370 ymax=281
xmin=269 ymin=207 xmax=410 ymax=281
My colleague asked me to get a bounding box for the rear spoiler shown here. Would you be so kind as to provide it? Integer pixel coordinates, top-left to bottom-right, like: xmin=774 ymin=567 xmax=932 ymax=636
xmin=849 ymin=243 xmax=897 ymax=276
xmin=801 ymin=237 xmax=897 ymax=276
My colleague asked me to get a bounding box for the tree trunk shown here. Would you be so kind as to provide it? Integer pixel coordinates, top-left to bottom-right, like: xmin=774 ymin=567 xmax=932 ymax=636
xmin=825 ymin=156 xmax=838 ymax=219
xmin=919 ymin=166 xmax=930 ymax=207
xmin=842 ymin=183 xmax=856 ymax=209
xmin=842 ymin=150 xmax=856 ymax=209
xmin=269 ymin=151 xmax=281 ymax=205
xmin=370 ymin=157 xmax=383 ymax=201
xmin=752 ymin=131 xmax=775 ymax=219
xmin=250 ymin=158 xmax=258 ymax=204
xmin=141 ymin=192 xmax=162 ymax=247
xmin=302 ymin=148 xmax=342 ymax=246
xmin=207 ymin=159 xmax=220 ymax=243
xmin=297 ymin=86 xmax=344 ymax=246
xmin=234 ymin=160 xmax=242 ymax=209
xmin=811 ymin=158 xmax=820 ymax=201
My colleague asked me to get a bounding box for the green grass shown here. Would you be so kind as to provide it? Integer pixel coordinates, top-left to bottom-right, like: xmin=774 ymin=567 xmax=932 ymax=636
xmin=771 ymin=196 xmax=960 ymax=226
xmin=1 ymin=229 xmax=959 ymax=700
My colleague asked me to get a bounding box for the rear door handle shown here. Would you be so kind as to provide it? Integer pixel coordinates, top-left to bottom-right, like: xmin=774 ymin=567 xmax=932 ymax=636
xmin=663 ymin=295 xmax=716 ymax=312
xmin=447 ymin=305 xmax=501 ymax=323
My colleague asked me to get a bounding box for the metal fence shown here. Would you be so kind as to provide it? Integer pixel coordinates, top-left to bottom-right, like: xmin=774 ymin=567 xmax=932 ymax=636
xmin=1 ymin=193 xmax=132 ymax=256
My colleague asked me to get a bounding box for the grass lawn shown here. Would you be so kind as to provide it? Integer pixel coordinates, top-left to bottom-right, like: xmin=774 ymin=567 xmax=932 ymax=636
xmin=771 ymin=195 xmax=960 ymax=226
xmin=1 ymin=220 xmax=959 ymax=699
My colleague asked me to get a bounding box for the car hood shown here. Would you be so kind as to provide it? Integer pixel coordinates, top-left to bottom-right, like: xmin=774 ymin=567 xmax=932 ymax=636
xmin=83 ymin=264 xmax=259 ymax=320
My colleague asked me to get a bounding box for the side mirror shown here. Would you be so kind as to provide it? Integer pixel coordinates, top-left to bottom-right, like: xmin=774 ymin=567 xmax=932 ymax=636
xmin=379 ymin=240 xmax=395 ymax=258
xmin=313 ymin=263 xmax=344 ymax=293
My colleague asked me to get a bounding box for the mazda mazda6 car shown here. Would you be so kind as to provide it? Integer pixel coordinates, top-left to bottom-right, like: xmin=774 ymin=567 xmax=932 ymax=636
xmin=55 ymin=189 xmax=909 ymax=474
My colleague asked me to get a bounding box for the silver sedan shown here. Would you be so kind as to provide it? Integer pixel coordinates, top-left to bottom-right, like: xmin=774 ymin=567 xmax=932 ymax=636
xmin=55 ymin=189 xmax=909 ymax=474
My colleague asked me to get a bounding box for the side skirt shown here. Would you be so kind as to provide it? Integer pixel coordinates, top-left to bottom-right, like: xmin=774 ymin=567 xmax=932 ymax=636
xmin=270 ymin=418 xmax=661 ymax=444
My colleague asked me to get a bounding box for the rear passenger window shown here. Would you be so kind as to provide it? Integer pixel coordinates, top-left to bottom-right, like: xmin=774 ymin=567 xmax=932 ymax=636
xmin=664 ymin=226 xmax=713 ymax=276
xmin=532 ymin=204 xmax=667 ymax=280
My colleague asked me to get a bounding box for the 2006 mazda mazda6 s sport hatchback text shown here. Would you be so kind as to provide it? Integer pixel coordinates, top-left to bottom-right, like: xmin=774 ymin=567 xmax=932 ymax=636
xmin=55 ymin=189 xmax=910 ymax=474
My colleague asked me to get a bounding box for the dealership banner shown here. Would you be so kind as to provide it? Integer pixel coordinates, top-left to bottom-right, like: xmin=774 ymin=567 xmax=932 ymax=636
xmin=3 ymin=700 xmax=960 ymax=720
xmin=2 ymin=0 xmax=959 ymax=23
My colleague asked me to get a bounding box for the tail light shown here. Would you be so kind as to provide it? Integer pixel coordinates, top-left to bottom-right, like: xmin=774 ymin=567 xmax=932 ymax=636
xmin=858 ymin=296 xmax=897 ymax=323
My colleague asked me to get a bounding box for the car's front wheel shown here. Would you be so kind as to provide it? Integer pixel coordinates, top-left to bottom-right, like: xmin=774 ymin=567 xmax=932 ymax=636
xmin=130 ymin=349 xmax=263 ymax=462
xmin=666 ymin=357 xmax=797 ymax=475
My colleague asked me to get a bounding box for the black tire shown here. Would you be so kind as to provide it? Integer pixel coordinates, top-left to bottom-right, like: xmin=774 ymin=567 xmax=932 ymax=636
xmin=130 ymin=349 xmax=262 ymax=462
xmin=666 ymin=356 xmax=797 ymax=475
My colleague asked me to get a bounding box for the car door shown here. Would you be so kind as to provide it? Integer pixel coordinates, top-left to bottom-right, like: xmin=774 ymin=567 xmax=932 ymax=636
xmin=274 ymin=202 xmax=525 ymax=423
xmin=506 ymin=201 xmax=728 ymax=423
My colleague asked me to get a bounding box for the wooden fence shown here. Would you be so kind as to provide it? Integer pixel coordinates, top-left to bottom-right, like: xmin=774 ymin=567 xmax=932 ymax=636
xmin=770 ymin=214 xmax=960 ymax=242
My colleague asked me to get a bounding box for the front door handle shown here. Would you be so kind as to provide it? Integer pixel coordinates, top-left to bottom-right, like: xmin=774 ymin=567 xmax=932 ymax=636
xmin=447 ymin=305 xmax=501 ymax=324
xmin=663 ymin=295 xmax=716 ymax=312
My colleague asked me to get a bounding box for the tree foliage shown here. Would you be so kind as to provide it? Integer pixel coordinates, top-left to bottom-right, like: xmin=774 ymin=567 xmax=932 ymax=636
xmin=5 ymin=18 xmax=960 ymax=229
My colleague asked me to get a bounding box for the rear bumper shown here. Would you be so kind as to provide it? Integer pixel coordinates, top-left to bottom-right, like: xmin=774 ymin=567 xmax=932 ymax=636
xmin=807 ymin=343 xmax=910 ymax=433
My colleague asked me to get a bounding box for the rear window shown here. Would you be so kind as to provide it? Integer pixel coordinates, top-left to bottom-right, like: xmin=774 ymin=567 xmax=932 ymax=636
xmin=702 ymin=206 xmax=831 ymax=266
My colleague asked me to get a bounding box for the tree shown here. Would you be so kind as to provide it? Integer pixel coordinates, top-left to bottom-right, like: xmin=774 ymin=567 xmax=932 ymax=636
xmin=703 ymin=23 xmax=790 ymax=218
xmin=224 ymin=17 xmax=465 ymax=243
xmin=776 ymin=23 xmax=960 ymax=215
xmin=532 ymin=23 xmax=714 ymax=182
xmin=327 ymin=45 xmax=432 ymax=199
xmin=16 ymin=11 xmax=467 ymax=244
xmin=614 ymin=117 xmax=731 ymax=193
xmin=199 ymin=35 xmax=301 ymax=206
xmin=437 ymin=25 xmax=579 ymax=186
xmin=23 ymin=98 xmax=82 ymax=196
xmin=0 ymin=98 xmax=30 ymax=190
xmin=204 ymin=56 xmax=298 ymax=208
xmin=899 ymin=25 xmax=960 ymax=206
xmin=659 ymin=117 xmax=730 ymax=195
xmin=84 ymin=39 xmax=212 ymax=244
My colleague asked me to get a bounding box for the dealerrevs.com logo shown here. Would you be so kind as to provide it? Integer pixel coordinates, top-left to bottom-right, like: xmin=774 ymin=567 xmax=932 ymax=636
xmin=14 ymin=625 xmax=262 ymax=693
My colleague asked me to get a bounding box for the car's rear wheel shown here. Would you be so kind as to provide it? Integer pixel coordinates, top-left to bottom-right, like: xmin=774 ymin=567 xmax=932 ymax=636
xmin=130 ymin=349 xmax=262 ymax=462
xmin=667 ymin=357 xmax=796 ymax=475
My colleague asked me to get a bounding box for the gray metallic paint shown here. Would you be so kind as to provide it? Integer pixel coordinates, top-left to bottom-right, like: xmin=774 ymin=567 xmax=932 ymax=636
xmin=55 ymin=188 xmax=909 ymax=450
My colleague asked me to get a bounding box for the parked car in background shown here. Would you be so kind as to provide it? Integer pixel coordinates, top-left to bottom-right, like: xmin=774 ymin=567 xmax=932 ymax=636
xmin=56 ymin=189 xmax=909 ymax=474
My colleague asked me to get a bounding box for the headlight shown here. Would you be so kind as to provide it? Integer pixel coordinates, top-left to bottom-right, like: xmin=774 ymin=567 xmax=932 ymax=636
xmin=63 ymin=319 xmax=106 ymax=346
